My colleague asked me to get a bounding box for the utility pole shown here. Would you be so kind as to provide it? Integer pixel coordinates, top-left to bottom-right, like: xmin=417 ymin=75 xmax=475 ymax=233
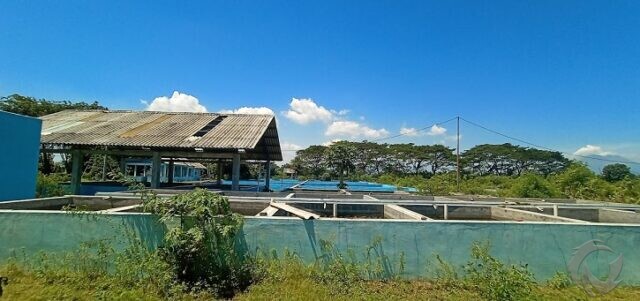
xmin=456 ymin=116 xmax=460 ymax=192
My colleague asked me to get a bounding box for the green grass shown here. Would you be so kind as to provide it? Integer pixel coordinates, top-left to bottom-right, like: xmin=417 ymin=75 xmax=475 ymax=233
xmin=3 ymin=262 xmax=640 ymax=301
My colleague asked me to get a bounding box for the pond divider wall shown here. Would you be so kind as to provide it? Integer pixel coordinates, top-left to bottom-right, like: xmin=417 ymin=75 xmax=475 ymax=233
xmin=1 ymin=210 xmax=639 ymax=283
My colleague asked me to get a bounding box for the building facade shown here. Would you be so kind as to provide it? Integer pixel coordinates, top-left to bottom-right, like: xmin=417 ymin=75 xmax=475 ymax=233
xmin=123 ymin=159 xmax=206 ymax=183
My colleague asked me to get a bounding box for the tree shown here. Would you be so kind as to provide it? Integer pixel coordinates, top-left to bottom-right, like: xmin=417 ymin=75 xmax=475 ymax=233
xmin=0 ymin=94 xmax=106 ymax=117
xmin=602 ymin=163 xmax=633 ymax=182
xmin=1 ymin=94 xmax=108 ymax=175
xmin=425 ymin=144 xmax=455 ymax=175
xmin=509 ymin=174 xmax=559 ymax=198
xmin=461 ymin=143 xmax=568 ymax=176
xmin=290 ymin=145 xmax=328 ymax=178
xmin=326 ymin=141 xmax=356 ymax=188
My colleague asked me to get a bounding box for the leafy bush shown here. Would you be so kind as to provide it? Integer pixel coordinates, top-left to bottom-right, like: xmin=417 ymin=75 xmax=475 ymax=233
xmin=143 ymin=188 xmax=252 ymax=298
xmin=435 ymin=242 xmax=534 ymax=301
xmin=35 ymin=173 xmax=69 ymax=198
xmin=547 ymin=271 xmax=571 ymax=289
xmin=3 ymin=235 xmax=188 ymax=300
xmin=463 ymin=242 xmax=535 ymax=301
xmin=602 ymin=163 xmax=633 ymax=182
xmin=509 ymin=173 xmax=560 ymax=198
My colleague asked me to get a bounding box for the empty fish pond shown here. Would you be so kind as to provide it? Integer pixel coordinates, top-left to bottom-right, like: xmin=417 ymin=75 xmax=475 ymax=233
xmin=3 ymin=191 xmax=640 ymax=283
xmin=3 ymin=191 xmax=640 ymax=224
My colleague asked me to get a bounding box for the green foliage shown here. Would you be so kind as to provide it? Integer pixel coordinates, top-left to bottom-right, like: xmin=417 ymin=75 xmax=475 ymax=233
xmin=433 ymin=253 xmax=461 ymax=287
xmin=0 ymin=94 xmax=107 ymax=117
xmin=435 ymin=242 xmax=535 ymax=301
xmin=35 ymin=173 xmax=69 ymax=198
xmin=551 ymin=162 xmax=595 ymax=197
xmin=462 ymin=143 xmax=569 ymax=176
xmin=509 ymin=173 xmax=560 ymax=198
xmin=83 ymin=154 xmax=121 ymax=181
xmin=326 ymin=141 xmax=357 ymax=182
xmin=463 ymin=242 xmax=535 ymax=301
xmin=2 ymin=236 xmax=192 ymax=300
xmin=422 ymin=173 xmax=458 ymax=195
xmin=547 ymin=271 xmax=572 ymax=289
xmin=602 ymin=163 xmax=633 ymax=182
xmin=143 ymin=188 xmax=252 ymax=298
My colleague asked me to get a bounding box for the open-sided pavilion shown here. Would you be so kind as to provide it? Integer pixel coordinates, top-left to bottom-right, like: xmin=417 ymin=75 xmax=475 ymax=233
xmin=39 ymin=110 xmax=282 ymax=193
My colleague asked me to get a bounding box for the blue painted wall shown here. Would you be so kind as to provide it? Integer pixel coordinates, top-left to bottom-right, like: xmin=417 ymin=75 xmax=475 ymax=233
xmin=1 ymin=211 xmax=639 ymax=284
xmin=0 ymin=111 xmax=41 ymax=201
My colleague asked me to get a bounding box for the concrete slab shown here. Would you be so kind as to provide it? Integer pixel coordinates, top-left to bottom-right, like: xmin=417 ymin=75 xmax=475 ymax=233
xmin=384 ymin=204 xmax=432 ymax=220
xmin=491 ymin=207 xmax=587 ymax=223
xmin=257 ymin=206 xmax=280 ymax=217
xmin=270 ymin=202 xmax=320 ymax=220
xmin=599 ymin=208 xmax=640 ymax=224
xmin=99 ymin=204 xmax=142 ymax=213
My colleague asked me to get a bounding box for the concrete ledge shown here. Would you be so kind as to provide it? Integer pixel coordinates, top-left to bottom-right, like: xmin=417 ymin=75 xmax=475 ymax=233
xmin=0 ymin=196 xmax=72 ymax=210
xmin=257 ymin=206 xmax=280 ymax=217
xmin=270 ymin=202 xmax=320 ymax=220
xmin=384 ymin=204 xmax=431 ymax=220
xmin=599 ymin=209 xmax=640 ymax=224
xmin=491 ymin=207 xmax=586 ymax=223
xmin=99 ymin=204 xmax=142 ymax=213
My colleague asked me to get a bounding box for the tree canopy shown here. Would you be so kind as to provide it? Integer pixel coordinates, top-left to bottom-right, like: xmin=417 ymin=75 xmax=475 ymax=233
xmin=602 ymin=163 xmax=633 ymax=182
xmin=1 ymin=94 xmax=108 ymax=175
xmin=286 ymin=141 xmax=568 ymax=180
xmin=0 ymin=94 xmax=106 ymax=117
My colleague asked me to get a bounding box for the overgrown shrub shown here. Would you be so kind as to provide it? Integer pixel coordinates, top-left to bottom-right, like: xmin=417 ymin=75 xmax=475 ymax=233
xmin=143 ymin=188 xmax=253 ymax=298
xmin=509 ymin=173 xmax=560 ymax=198
xmin=547 ymin=271 xmax=571 ymax=289
xmin=435 ymin=242 xmax=535 ymax=301
xmin=250 ymin=237 xmax=405 ymax=297
xmin=463 ymin=242 xmax=534 ymax=300
xmin=35 ymin=173 xmax=69 ymax=198
xmin=4 ymin=235 xmax=186 ymax=300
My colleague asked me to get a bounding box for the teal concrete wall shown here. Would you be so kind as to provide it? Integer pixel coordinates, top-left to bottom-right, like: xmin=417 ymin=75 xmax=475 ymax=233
xmin=0 ymin=111 xmax=41 ymax=201
xmin=1 ymin=211 xmax=639 ymax=283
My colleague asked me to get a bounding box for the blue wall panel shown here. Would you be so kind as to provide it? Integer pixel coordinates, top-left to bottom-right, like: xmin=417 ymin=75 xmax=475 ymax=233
xmin=0 ymin=111 xmax=41 ymax=201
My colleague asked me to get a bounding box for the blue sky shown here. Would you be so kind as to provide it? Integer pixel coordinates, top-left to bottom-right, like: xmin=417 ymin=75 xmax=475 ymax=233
xmin=1 ymin=1 xmax=639 ymax=162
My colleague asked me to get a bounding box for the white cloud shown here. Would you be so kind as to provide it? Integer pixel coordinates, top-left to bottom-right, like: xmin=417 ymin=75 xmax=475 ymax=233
xmin=283 ymin=98 xmax=334 ymax=124
xmin=322 ymin=139 xmax=342 ymax=146
xmin=281 ymin=142 xmax=303 ymax=164
xmin=427 ymin=125 xmax=447 ymax=136
xmin=400 ymin=127 xmax=420 ymax=137
xmin=325 ymin=120 xmax=389 ymax=139
xmin=331 ymin=109 xmax=350 ymax=116
xmin=145 ymin=91 xmax=207 ymax=113
xmin=219 ymin=107 xmax=274 ymax=115
xmin=574 ymin=145 xmax=613 ymax=156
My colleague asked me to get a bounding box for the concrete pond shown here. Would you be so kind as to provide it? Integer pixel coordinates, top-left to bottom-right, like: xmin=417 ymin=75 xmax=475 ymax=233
xmin=1 ymin=191 xmax=640 ymax=284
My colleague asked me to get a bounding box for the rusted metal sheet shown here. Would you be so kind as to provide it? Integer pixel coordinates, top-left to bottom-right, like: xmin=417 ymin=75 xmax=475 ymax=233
xmin=40 ymin=110 xmax=282 ymax=161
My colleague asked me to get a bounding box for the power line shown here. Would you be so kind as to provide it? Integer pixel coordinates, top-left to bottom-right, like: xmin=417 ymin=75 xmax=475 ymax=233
xmin=371 ymin=116 xmax=458 ymax=142
xmin=460 ymin=117 xmax=640 ymax=166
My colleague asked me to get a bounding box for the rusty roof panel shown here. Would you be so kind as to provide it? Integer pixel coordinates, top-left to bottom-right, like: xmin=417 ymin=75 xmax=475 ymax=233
xmin=40 ymin=110 xmax=282 ymax=160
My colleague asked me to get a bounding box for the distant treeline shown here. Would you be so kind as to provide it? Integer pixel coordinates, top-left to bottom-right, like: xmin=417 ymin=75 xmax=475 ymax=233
xmin=286 ymin=141 xmax=570 ymax=180
xmin=284 ymin=141 xmax=640 ymax=203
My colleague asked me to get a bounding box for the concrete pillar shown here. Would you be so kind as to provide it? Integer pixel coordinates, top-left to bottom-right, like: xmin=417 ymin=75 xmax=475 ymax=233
xmin=119 ymin=157 xmax=126 ymax=175
xmin=167 ymin=160 xmax=174 ymax=185
xmin=265 ymin=160 xmax=271 ymax=191
xmin=70 ymin=149 xmax=83 ymax=195
xmin=151 ymin=152 xmax=161 ymax=189
xmin=232 ymin=154 xmax=240 ymax=191
xmin=216 ymin=159 xmax=223 ymax=186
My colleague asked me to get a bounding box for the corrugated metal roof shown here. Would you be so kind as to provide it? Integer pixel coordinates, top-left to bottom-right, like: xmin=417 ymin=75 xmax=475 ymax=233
xmin=40 ymin=110 xmax=282 ymax=161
